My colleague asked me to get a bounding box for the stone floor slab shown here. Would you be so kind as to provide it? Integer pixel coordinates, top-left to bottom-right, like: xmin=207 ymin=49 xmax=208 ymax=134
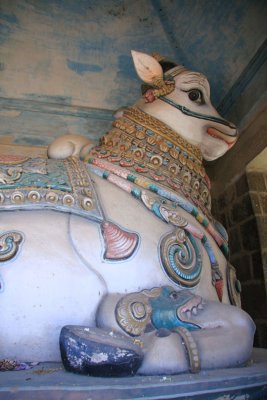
xmin=0 ymin=348 xmax=267 ymax=400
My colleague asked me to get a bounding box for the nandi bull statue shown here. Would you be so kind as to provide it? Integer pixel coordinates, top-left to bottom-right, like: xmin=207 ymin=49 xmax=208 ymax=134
xmin=0 ymin=51 xmax=255 ymax=376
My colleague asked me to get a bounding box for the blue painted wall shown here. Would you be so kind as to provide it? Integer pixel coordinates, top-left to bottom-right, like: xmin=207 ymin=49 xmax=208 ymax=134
xmin=0 ymin=0 xmax=175 ymax=110
xmin=152 ymin=0 xmax=267 ymax=105
xmin=0 ymin=0 xmax=266 ymax=145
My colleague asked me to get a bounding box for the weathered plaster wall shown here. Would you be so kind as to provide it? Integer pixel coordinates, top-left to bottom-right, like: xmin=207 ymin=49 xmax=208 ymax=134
xmin=0 ymin=0 xmax=174 ymax=110
xmin=0 ymin=0 xmax=176 ymax=145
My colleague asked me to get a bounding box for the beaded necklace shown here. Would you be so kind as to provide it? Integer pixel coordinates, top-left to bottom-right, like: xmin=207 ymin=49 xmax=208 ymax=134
xmin=85 ymin=107 xmax=212 ymax=218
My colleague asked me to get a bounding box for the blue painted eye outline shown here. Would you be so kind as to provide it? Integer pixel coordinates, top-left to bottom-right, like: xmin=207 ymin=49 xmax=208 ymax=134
xmin=181 ymin=89 xmax=205 ymax=105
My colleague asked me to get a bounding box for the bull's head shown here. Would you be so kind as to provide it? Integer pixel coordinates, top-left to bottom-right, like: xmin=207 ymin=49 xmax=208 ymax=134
xmin=131 ymin=51 xmax=238 ymax=161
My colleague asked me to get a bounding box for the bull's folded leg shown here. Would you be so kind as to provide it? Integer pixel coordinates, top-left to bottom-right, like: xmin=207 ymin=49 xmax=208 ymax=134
xmin=192 ymin=319 xmax=255 ymax=370
xmin=137 ymin=301 xmax=255 ymax=375
xmin=94 ymin=288 xmax=256 ymax=376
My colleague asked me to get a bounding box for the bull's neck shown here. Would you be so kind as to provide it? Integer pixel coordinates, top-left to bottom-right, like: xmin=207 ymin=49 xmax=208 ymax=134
xmin=88 ymin=106 xmax=212 ymax=216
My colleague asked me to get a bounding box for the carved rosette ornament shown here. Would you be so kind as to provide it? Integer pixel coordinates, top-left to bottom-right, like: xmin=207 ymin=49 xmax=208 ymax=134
xmin=160 ymin=228 xmax=202 ymax=288
xmin=115 ymin=288 xmax=161 ymax=336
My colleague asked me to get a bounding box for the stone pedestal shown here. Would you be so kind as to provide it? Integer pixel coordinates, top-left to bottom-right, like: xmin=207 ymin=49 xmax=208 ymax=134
xmin=0 ymin=348 xmax=267 ymax=399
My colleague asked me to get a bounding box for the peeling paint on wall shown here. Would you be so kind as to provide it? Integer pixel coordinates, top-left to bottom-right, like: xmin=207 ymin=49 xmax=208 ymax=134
xmin=0 ymin=11 xmax=20 ymax=44
xmin=67 ymin=60 xmax=103 ymax=75
xmin=0 ymin=0 xmax=174 ymax=110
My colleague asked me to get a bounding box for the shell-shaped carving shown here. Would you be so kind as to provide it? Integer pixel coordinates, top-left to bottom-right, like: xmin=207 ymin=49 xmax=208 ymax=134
xmin=125 ymin=125 xmax=135 ymax=134
xmin=101 ymin=222 xmax=139 ymax=261
xmin=146 ymin=136 xmax=157 ymax=145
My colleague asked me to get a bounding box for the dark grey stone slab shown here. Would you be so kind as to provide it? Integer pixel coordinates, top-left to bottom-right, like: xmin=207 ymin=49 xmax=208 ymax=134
xmin=60 ymin=325 xmax=143 ymax=377
xmin=0 ymin=348 xmax=267 ymax=400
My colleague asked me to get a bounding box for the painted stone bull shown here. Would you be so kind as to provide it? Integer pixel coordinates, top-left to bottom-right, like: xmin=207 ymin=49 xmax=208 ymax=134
xmin=0 ymin=51 xmax=255 ymax=376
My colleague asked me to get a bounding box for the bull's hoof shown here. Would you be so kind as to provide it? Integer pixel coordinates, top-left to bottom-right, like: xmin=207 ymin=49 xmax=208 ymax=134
xmin=60 ymin=325 xmax=143 ymax=377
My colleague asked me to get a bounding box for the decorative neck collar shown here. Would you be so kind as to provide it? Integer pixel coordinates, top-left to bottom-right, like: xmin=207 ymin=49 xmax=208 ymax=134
xmin=87 ymin=107 xmax=211 ymax=216
xmin=124 ymin=107 xmax=203 ymax=162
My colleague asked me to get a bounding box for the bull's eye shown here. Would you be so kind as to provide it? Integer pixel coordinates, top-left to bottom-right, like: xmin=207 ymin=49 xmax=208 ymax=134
xmin=188 ymin=89 xmax=203 ymax=104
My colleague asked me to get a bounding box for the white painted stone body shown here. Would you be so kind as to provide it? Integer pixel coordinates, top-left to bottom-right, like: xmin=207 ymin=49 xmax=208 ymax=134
xmin=0 ymin=52 xmax=255 ymax=372
xmin=0 ymin=176 xmax=225 ymax=361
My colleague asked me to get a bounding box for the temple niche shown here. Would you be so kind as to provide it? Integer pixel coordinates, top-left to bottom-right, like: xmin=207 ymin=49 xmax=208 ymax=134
xmin=0 ymin=0 xmax=267 ymax=398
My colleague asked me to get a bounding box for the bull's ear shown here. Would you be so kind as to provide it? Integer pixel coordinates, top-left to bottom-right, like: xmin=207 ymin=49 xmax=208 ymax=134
xmin=131 ymin=50 xmax=163 ymax=84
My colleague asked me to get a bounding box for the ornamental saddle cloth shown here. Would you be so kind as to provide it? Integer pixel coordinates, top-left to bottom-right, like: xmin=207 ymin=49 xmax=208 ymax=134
xmin=0 ymin=154 xmax=103 ymax=223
